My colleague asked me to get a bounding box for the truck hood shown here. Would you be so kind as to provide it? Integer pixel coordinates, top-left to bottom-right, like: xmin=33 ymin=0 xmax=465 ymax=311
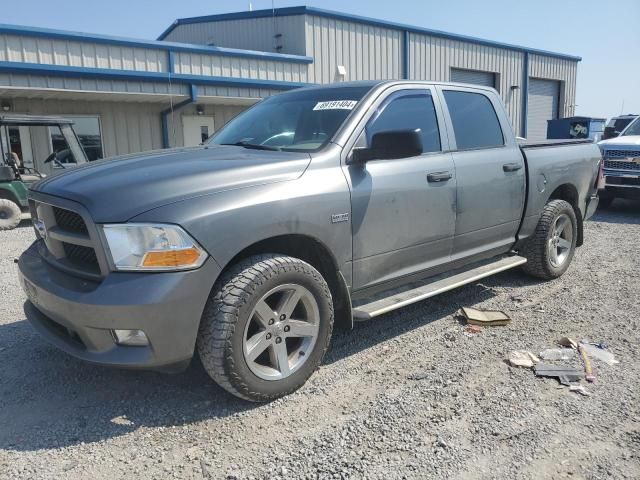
xmin=31 ymin=146 xmax=311 ymax=222
xmin=599 ymin=136 xmax=640 ymax=147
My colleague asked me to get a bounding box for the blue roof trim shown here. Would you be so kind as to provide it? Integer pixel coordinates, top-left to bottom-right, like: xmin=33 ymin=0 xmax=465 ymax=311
xmin=0 ymin=24 xmax=313 ymax=64
xmin=159 ymin=6 xmax=581 ymax=62
xmin=0 ymin=61 xmax=308 ymax=90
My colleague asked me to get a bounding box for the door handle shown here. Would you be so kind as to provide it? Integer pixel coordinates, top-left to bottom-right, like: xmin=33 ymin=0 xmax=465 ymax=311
xmin=427 ymin=171 xmax=452 ymax=183
xmin=503 ymin=163 xmax=523 ymax=172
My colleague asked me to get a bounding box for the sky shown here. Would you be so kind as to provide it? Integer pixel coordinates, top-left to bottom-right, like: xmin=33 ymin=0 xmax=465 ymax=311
xmin=2 ymin=0 xmax=638 ymax=119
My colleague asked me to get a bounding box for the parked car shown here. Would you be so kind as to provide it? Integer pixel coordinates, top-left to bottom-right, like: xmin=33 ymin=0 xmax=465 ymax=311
xmin=598 ymin=116 xmax=640 ymax=207
xmin=18 ymin=81 xmax=601 ymax=401
xmin=602 ymin=114 xmax=638 ymax=140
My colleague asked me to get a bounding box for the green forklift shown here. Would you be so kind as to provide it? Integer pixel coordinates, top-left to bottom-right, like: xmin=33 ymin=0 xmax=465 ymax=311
xmin=0 ymin=114 xmax=88 ymax=230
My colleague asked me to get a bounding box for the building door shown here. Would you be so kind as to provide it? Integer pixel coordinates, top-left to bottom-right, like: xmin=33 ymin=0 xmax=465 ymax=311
xmin=183 ymin=115 xmax=215 ymax=147
xmin=451 ymin=68 xmax=496 ymax=88
xmin=527 ymin=78 xmax=560 ymax=140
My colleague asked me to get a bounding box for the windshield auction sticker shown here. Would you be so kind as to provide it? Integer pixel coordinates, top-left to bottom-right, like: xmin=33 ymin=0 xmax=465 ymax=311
xmin=313 ymin=100 xmax=358 ymax=111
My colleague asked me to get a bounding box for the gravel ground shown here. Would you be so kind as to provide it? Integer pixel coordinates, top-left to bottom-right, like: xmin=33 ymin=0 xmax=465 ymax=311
xmin=1 ymin=203 xmax=639 ymax=480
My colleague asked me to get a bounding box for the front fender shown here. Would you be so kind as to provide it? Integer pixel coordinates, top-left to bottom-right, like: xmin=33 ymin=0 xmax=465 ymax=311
xmin=131 ymin=164 xmax=353 ymax=285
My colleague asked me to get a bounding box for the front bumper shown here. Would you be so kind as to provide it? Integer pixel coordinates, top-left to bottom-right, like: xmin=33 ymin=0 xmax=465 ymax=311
xmin=19 ymin=240 xmax=220 ymax=372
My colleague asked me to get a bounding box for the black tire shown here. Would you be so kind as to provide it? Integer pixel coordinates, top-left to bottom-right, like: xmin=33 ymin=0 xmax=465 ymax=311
xmin=597 ymin=193 xmax=614 ymax=209
xmin=0 ymin=198 xmax=21 ymax=231
xmin=197 ymin=254 xmax=334 ymax=402
xmin=521 ymin=199 xmax=578 ymax=280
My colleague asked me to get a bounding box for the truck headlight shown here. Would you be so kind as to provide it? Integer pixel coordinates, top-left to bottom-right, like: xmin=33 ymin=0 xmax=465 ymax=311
xmin=102 ymin=223 xmax=207 ymax=271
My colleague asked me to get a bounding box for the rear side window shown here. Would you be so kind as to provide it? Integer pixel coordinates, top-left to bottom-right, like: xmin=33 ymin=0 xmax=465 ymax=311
xmin=443 ymin=90 xmax=504 ymax=150
xmin=367 ymin=91 xmax=441 ymax=153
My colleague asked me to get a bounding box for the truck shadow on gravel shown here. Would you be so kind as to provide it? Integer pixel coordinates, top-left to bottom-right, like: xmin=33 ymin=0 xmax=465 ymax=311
xmin=593 ymin=199 xmax=640 ymax=224
xmin=0 ymin=269 xmax=542 ymax=453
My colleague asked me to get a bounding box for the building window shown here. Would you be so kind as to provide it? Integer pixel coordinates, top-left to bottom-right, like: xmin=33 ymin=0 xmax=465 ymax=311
xmin=50 ymin=116 xmax=104 ymax=161
xmin=443 ymin=90 xmax=504 ymax=150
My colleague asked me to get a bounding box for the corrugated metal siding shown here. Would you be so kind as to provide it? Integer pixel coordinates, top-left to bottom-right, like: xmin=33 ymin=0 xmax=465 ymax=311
xmin=173 ymin=52 xmax=307 ymax=83
xmin=303 ymin=15 xmax=402 ymax=83
xmin=163 ymin=16 xmax=307 ymax=55
xmin=527 ymin=78 xmax=560 ymax=140
xmin=529 ymin=54 xmax=577 ymax=118
xmin=0 ymin=72 xmax=188 ymax=96
xmin=409 ymin=33 xmax=524 ymax=136
xmin=10 ymin=98 xmax=164 ymax=157
xmin=199 ymin=85 xmax=279 ymax=99
xmin=0 ymin=34 xmax=167 ymax=72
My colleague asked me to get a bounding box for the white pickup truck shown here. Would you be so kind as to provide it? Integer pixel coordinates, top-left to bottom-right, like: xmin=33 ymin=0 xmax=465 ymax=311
xmin=598 ymin=116 xmax=640 ymax=207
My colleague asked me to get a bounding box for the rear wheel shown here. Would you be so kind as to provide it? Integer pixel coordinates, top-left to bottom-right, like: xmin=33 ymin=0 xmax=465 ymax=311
xmin=0 ymin=198 xmax=21 ymax=231
xmin=521 ymin=199 xmax=577 ymax=280
xmin=197 ymin=254 xmax=334 ymax=402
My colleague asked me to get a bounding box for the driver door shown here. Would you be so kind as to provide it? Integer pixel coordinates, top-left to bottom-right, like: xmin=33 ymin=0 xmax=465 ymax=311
xmin=343 ymin=88 xmax=457 ymax=291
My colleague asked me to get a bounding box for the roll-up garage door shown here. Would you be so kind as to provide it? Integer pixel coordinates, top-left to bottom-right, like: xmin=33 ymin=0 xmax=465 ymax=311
xmin=527 ymin=78 xmax=560 ymax=140
xmin=451 ymin=68 xmax=496 ymax=88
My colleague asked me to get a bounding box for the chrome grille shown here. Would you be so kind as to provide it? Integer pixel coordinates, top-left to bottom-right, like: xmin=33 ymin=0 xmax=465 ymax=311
xmin=603 ymin=150 xmax=640 ymax=159
xmin=53 ymin=207 xmax=88 ymax=234
xmin=32 ymin=198 xmax=106 ymax=279
xmin=604 ymin=160 xmax=640 ymax=171
xmin=62 ymin=242 xmax=100 ymax=274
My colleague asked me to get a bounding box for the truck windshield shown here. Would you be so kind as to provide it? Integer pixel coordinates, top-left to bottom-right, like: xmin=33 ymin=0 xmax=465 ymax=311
xmin=208 ymin=86 xmax=373 ymax=152
xmin=622 ymin=117 xmax=640 ymax=136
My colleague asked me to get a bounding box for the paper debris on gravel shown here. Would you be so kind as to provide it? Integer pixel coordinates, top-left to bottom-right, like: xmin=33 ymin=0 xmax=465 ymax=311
xmin=558 ymin=337 xmax=578 ymax=349
xmin=461 ymin=307 xmax=511 ymax=326
xmin=569 ymin=385 xmax=591 ymax=396
xmin=506 ymin=350 xmax=540 ymax=368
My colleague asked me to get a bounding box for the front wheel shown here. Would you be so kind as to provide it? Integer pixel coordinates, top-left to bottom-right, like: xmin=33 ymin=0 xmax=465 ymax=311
xmin=0 ymin=198 xmax=22 ymax=231
xmin=521 ymin=199 xmax=578 ymax=280
xmin=197 ymin=254 xmax=334 ymax=402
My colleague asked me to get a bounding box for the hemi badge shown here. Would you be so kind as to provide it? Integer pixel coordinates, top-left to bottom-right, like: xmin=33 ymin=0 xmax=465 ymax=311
xmin=331 ymin=213 xmax=350 ymax=224
xmin=628 ymin=157 xmax=640 ymax=164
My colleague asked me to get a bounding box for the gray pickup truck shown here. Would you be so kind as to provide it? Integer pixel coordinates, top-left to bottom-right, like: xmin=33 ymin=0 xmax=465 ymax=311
xmin=19 ymin=81 xmax=601 ymax=401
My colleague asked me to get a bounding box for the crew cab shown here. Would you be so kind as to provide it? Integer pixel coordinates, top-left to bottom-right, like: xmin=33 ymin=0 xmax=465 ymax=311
xmin=598 ymin=116 xmax=640 ymax=207
xmin=18 ymin=81 xmax=601 ymax=401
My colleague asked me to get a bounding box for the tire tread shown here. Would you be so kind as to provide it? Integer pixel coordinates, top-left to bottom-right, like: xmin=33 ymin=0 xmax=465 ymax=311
xmin=197 ymin=254 xmax=334 ymax=402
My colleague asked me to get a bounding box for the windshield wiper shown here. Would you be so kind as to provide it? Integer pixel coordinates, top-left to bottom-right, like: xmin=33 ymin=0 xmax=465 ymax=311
xmin=221 ymin=141 xmax=281 ymax=151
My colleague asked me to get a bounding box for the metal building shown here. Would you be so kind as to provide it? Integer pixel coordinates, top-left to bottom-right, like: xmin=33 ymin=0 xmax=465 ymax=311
xmin=0 ymin=6 xmax=580 ymax=172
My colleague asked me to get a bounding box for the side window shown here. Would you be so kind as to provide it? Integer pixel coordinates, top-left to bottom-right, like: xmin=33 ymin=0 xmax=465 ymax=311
xmin=443 ymin=90 xmax=504 ymax=150
xmin=367 ymin=91 xmax=441 ymax=153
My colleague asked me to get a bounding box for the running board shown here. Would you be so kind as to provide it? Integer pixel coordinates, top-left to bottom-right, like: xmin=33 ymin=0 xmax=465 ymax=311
xmin=352 ymin=255 xmax=527 ymax=321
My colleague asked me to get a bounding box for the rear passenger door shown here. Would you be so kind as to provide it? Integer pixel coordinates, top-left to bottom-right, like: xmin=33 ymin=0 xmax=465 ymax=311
xmin=437 ymin=87 xmax=525 ymax=260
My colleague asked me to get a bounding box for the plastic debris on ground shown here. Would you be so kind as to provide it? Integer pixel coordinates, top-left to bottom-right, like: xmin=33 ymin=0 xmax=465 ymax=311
xmin=506 ymin=350 xmax=540 ymax=368
xmin=539 ymin=348 xmax=575 ymax=361
xmin=461 ymin=307 xmax=511 ymax=326
xmin=579 ymin=342 xmax=619 ymax=365
xmin=533 ymin=364 xmax=584 ymax=386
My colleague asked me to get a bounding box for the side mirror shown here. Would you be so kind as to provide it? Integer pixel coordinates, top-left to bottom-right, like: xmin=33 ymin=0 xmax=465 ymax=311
xmin=351 ymin=129 xmax=423 ymax=163
xmin=602 ymin=126 xmax=619 ymax=140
